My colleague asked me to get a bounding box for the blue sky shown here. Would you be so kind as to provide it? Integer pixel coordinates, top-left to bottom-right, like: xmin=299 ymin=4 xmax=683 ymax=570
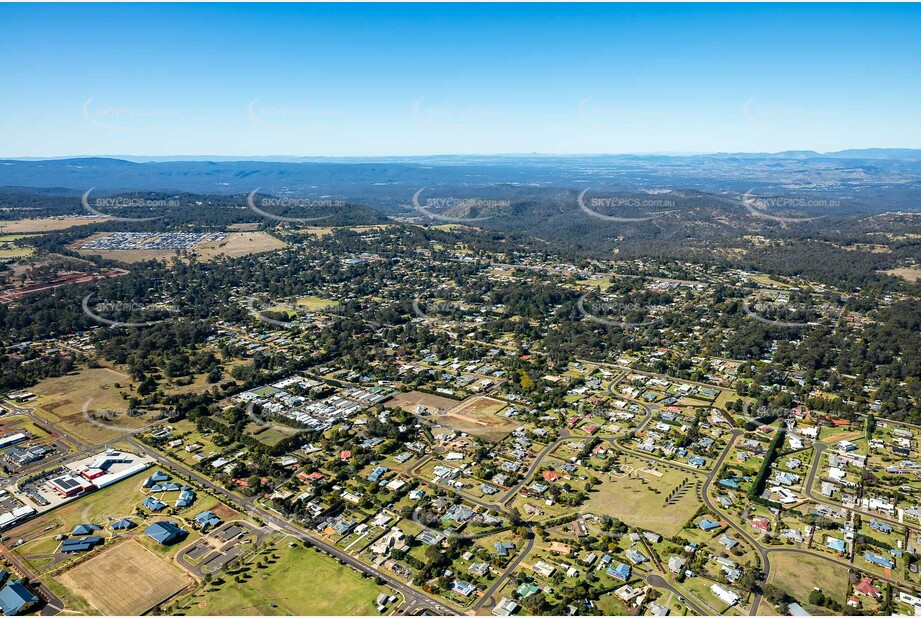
xmin=1 ymin=3 xmax=918 ymax=157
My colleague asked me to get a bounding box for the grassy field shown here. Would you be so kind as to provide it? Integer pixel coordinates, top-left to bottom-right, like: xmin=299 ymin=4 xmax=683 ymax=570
xmin=296 ymin=295 xmax=338 ymax=310
xmin=581 ymin=455 xmax=701 ymax=536
xmin=29 ymin=367 xmax=141 ymax=445
xmin=58 ymin=539 xmax=191 ymax=615
xmin=177 ymin=542 xmax=392 ymax=615
xmin=767 ymin=553 xmax=849 ymax=614
xmin=0 ymin=217 xmax=98 ymax=233
xmin=883 ymin=267 xmax=921 ymax=283
xmin=0 ymin=235 xmax=34 ymax=259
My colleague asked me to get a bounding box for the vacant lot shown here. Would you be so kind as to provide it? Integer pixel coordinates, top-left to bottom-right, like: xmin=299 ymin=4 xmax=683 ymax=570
xmin=59 ymin=539 xmax=190 ymax=615
xmin=179 ymin=542 xmax=389 ymax=615
xmin=582 ymin=455 xmax=701 ymax=536
xmin=30 ymin=367 xmax=144 ymax=445
xmin=435 ymin=395 xmax=519 ymax=442
xmin=767 ymin=553 xmax=848 ymax=614
xmin=386 ymin=391 xmax=459 ymax=415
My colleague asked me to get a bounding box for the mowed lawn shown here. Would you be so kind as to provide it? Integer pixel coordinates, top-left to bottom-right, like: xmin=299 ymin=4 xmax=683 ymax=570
xmin=767 ymin=553 xmax=849 ymax=614
xmin=181 ymin=543 xmax=391 ymax=615
xmin=582 ymin=455 xmax=701 ymax=536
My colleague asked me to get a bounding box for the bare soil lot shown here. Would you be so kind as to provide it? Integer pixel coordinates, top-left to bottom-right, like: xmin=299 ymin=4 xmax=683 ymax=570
xmin=386 ymin=391 xmax=460 ymax=415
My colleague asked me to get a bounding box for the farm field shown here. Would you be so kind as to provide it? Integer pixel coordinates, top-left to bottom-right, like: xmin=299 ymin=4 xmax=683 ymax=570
xmin=58 ymin=539 xmax=191 ymax=615
xmin=0 ymin=217 xmax=99 ymax=233
xmin=177 ymin=541 xmax=391 ymax=615
xmin=883 ymin=267 xmax=921 ymax=283
xmin=581 ymin=455 xmax=701 ymax=536
xmin=0 ymin=234 xmax=34 ymax=259
xmin=29 ymin=367 xmax=141 ymax=445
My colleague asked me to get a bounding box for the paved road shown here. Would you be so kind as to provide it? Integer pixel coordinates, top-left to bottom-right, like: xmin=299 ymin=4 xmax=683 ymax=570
xmin=0 ymin=544 xmax=64 ymax=615
xmin=471 ymin=533 xmax=535 ymax=612
xmin=646 ymin=574 xmax=707 ymax=615
xmin=698 ymin=429 xmax=767 ymax=616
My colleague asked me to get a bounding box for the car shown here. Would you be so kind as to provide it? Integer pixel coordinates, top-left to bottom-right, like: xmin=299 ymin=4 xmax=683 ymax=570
xmin=678 ymin=596 xmax=686 ymax=602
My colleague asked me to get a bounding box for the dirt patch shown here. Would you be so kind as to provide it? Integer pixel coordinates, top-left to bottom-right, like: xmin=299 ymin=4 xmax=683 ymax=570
xmin=58 ymin=539 xmax=191 ymax=615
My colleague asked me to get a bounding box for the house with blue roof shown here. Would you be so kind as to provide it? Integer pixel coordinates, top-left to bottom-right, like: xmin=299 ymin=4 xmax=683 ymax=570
xmin=141 ymin=497 xmax=167 ymax=512
xmin=72 ymin=523 xmax=100 ymax=536
xmin=494 ymin=541 xmax=515 ymax=557
xmin=869 ymin=519 xmax=893 ymax=534
xmin=144 ymin=471 xmax=170 ymax=488
xmin=367 ymin=466 xmax=387 ymax=482
xmin=111 ymin=518 xmax=136 ymax=531
xmin=698 ymin=518 xmax=720 ymax=531
xmin=145 ymin=521 xmax=187 ymax=545
xmin=0 ymin=580 xmax=38 ymax=616
xmin=625 ymin=548 xmax=648 ymax=565
xmin=60 ymin=536 xmax=103 ymax=553
xmin=176 ymin=489 xmax=196 ymax=508
xmin=451 ymin=580 xmax=477 ymax=597
xmin=607 ymin=562 xmax=632 ymax=581
xmin=688 ymin=456 xmax=707 ymax=468
xmin=718 ymin=478 xmax=740 ymax=489
xmin=827 ymin=537 xmax=847 ymax=553
xmin=194 ymin=510 xmax=222 ymax=529
xmin=864 ymin=551 xmax=894 ymax=569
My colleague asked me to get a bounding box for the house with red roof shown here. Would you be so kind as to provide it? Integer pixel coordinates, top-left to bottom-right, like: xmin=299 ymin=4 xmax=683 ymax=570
xmin=855 ymin=577 xmax=881 ymax=599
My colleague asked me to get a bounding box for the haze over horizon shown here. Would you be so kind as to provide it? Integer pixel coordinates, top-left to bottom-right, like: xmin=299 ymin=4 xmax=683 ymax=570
xmin=1 ymin=3 xmax=919 ymax=158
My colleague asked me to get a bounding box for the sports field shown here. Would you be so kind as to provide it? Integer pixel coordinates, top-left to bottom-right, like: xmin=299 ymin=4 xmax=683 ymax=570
xmin=59 ymin=540 xmax=191 ymax=615
xmin=178 ymin=542 xmax=391 ymax=615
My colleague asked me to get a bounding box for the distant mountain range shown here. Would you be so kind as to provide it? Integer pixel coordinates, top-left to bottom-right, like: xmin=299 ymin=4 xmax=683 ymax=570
xmin=1 ymin=150 xmax=919 ymax=216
